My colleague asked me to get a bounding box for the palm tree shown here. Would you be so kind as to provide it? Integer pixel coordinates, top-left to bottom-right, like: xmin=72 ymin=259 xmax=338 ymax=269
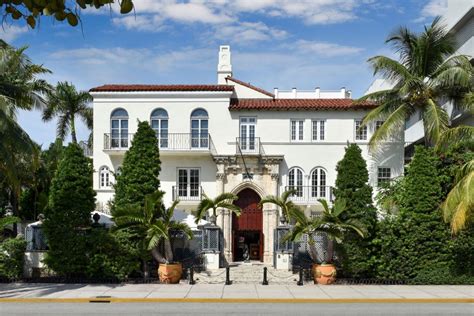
xmin=359 ymin=17 xmax=473 ymax=149
xmin=195 ymin=192 xmax=241 ymax=225
xmin=259 ymin=189 xmax=299 ymax=224
xmin=113 ymin=190 xmax=193 ymax=277
xmin=287 ymin=199 xmax=366 ymax=264
xmin=0 ymin=40 xmax=50 ymax=234
xmin=42 ymin=81 xmax=92 ymax=144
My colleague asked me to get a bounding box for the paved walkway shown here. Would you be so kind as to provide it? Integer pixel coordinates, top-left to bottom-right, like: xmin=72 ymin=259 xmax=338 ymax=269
xmin=0 ymin=283 xmax=472 ymax=301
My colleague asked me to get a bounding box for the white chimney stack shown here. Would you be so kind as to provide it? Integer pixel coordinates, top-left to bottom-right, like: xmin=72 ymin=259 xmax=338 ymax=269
xmin=217 ymin=45 xmax=232 ymax=84
xmin=274 ymin=88 xmax=279 ymax=98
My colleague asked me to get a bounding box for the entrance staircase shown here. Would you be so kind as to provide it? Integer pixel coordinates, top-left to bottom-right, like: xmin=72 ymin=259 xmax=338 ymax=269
xmin=194 ymin=262 xmax=297 ymax=285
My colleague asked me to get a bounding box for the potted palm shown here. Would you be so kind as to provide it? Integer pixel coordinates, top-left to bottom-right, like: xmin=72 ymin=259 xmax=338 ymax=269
xmin=287 ymin=198 xmax=366 ymax=284
xmin=195 ymin=193 xmax=241 ymax=225
xmin=113 ymin=190 xmax=193 ymax=284
xmin=259 ymin=189 xmax=298 ymax=224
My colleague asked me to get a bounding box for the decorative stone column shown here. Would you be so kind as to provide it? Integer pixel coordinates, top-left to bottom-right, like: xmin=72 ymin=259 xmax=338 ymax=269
xmin=262 ymin=172 xmax=280 ymax=264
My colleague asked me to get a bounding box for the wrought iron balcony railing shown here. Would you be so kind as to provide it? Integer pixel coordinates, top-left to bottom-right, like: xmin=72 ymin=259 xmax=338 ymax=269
xmin=172 ymin=185 xmax=203 ymax=201
xmin=104 ymin=133 xmax=216 ymax=154
xmin=236 ymin=137 xmax=265 ymax=155
xmin=284 ymin=186 xmax=334 ymax=203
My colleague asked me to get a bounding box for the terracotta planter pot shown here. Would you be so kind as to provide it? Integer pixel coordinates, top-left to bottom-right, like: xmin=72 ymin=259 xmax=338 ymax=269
xmin=158 ymin=263 xmax=183 ymax=284
xmin=313 ymin=263 xmax=336 ymax=285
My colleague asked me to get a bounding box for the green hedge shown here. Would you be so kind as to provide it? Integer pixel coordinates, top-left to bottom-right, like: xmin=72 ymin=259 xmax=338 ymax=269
xmin=0 ymin=237 xmax=27 ymax=278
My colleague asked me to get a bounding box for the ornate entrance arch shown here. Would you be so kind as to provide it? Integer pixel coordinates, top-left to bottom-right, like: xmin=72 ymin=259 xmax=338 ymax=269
xmin=232 ymin=188 xmax=263 ymax=262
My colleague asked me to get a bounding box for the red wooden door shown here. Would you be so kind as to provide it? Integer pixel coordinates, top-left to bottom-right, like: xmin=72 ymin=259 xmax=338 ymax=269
xmin=232 ymin=188 xmax=263 ymax=261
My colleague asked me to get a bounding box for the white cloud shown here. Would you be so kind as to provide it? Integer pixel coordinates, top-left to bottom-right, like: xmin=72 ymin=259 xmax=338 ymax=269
xmin=0 ymin=25 xmax=28 ymax=42
xmin=415 ymin=0 xmax=448 ymax=22
xmin=296 ymin=40 xmax=364 ymax=57
xmin=214 ymin=22 xmax=287 ymax=43
xmin=162 ymin=2 xmax=234 ymax=24
xmin=112 ymin=15 xmax=165 ymax=31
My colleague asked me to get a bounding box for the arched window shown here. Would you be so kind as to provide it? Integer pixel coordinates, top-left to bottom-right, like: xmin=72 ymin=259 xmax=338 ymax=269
xmin=288 ymin=167 xmax=304 ymax=197
xmin=150 ymin=108 xmax=169 ymax=148
xmin=110 ymin=108 xmax=129 ymax=148
xmin=190 ymin=108 xmax=209 ymax=148
xmin=311 ymin=168 xmax=327 ymax=198
xmin=99 ymin=166 xmax=111 ymax=188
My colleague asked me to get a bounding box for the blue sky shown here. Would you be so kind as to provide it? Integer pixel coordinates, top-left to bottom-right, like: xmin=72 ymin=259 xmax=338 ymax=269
xmin=1 ymin=0 xmax=448 ymax=147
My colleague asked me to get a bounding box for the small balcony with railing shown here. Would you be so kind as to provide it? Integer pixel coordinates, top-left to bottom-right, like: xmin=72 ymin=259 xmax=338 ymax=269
xmin=103 ymin=133 xmax=216 ymax=155
xmin=172 ymin=185 xmax=203 ymax=203
xmin=284 ymin=186 xmax=334 ymax=205
xmin=235 ymin=137 xmax=265 ymax=156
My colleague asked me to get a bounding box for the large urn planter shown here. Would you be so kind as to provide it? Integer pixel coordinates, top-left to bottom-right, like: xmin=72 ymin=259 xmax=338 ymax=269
xmin=158 ymin=263 xmax=183 ymax=284
xmin=313 ymin=263 xmax=336 ymax=285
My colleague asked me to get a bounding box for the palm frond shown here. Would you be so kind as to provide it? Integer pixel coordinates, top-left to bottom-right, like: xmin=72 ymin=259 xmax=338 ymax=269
xmin=422 ymin=98 xmax=449 ymax=145
xmin=436 ymin=126 xmax=474 ymax=152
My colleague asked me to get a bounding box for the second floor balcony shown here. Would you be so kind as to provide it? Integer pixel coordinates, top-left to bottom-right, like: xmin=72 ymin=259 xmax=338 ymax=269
xmin=284 ymin=186 xmax=335 ymax=204
xmin=103 ymin=133 xmax=216 ymax=155
xmin=236 ymin=137 xmax=265 ymax=156
xmin=172 ymin=185 xmax=203 ymax=202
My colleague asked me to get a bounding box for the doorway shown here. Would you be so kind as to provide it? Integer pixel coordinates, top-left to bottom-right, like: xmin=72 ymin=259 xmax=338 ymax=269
xmin=232 ymin=188 xmax=263 ymax=262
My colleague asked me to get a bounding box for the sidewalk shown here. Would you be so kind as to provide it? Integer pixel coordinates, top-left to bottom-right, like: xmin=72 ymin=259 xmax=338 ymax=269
xmin=0 ymin=283 xmax=472 ymax=302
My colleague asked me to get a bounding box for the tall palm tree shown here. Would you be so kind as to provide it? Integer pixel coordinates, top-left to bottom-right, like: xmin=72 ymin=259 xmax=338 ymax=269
xmin=195 ymin=193 xmax=241 ymax=225
xmin=259 ymin=189 xmax=299 ymax=224
xmin=359 ymin=17 xmax=473 ymax=149
xmin=113 ymin=190 xmax=193 ymax=276
xmin=287 ymin=199 xmax=366 ymax=264
xmin=0 ymin=40 xmax=51 ymax=234
xmin=42 ymin=81 xmax=92 ymax=144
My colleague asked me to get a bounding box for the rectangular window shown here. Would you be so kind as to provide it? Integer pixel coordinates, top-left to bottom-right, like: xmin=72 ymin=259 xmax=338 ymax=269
xmin=355 ymin=120 xmax=367 ymax=141
xmin=177 ymin=168 xmax=200 ymax=198
xmin=312 ymin=120 xmax=325 ymax=141
xmin=291 ymin=120 xmax=304 ymax=141
xmin=377 ymin=167 xmax=391 ymax=186
xmin=375 ymin=121 xmax=384 ymax=131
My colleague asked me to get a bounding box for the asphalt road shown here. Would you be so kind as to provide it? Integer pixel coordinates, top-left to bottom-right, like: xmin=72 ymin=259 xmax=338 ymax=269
xmin=0 ymin=303 xmax=472 ymax=316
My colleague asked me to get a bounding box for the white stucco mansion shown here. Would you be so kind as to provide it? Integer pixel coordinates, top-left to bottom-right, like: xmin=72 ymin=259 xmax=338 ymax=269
xmin=90 ymin=46 xmax=404 ymax=265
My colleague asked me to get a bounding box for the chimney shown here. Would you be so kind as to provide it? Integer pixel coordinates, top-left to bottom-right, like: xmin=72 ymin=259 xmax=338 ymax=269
xmin=274 ymin=88 xmax=279 ymax=98
xmin=292 ymin=88 xmax=297 ymax=99
xmin=315 ymin=87 xmax=320 ymax=98
xmin=340 ymin=87 xmax=346 ymax=98
xmin=217 ymin=45 xmax=232 ymax=84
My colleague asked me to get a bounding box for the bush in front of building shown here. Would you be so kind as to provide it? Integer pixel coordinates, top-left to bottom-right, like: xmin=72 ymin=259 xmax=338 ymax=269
xmin=333 ymin=143 xmax=377 ymax=278
xmin=113 ymin=121 xmax=161 ymax=212
xmin=0 ymin=236 xmax=27 ymax=278
xmin=43 ymin=143 xmax=96 ymax=277
xmin=375 ymin=146 xmax=474 ymax=284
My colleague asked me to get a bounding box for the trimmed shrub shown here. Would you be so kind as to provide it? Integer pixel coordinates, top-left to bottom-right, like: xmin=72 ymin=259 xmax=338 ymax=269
xmin=113 ymin=121 xmax=161 ymax=211
xmin=333 ymin=143 xmax=377 ymax=278
xmin=0 ymin=236 xmax=27 ymax=278
xmin=43 ymin=143 xmax=96 ymax=277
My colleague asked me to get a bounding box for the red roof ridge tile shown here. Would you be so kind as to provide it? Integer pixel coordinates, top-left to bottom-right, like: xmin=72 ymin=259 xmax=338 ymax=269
xmin=226 ymin=77 xmax=275 ymax=97
xmin=89 ymin=84 xmax=234 ymax=92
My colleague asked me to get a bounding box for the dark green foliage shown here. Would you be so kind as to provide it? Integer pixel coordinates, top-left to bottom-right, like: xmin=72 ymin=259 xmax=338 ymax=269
xmin=43 ymin=143 xmax=96 ymax=277
xmin=0 ymin=236 xmax=27 ymax=278
xmin=113 ymin=121 xmax=161 ymax=211
xmin=333 ymin=143 xmax=377 ymax=277
xmin=375 ymin=146 xmax=474 ymax=284
xmin=85 ymin=228 xmax=141 ymax=280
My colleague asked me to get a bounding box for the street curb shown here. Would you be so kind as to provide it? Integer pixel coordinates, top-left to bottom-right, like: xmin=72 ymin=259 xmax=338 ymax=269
xmin=0 ymin=298 xmax=472 ymax=304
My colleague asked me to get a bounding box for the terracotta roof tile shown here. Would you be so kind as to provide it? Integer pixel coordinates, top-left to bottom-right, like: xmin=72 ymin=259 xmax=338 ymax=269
xmin=229 ymin=98 xmax=377 ymax=111
xmin=226 ymin=77 xmax=274 ymax=97
xmin=90 ymin=84 xmax=234 ymax=92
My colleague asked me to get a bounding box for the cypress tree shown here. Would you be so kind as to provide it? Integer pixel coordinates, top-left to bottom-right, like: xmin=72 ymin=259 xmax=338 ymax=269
xmin=333 ymin=143 xmax=377 ymax=277
xmin=377 ymin=146 xmax=451 ymax=281
xmin=43 ymin=143 xmax=96 ymax=276
xmin=113 ymin=121 xmax=161 ymax=211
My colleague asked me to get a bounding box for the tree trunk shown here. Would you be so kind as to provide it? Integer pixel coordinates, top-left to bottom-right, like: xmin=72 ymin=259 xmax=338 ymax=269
xmin=164 ymin=239 xmax=174 ymax=263
xmin=10 ymin=189 xmax=19 ymax=236
xmin=327 ymin=239 xmax=334 ymax=264
xmin=71 ymin=115 xmax=77 ymax=144
xmin=151 ymin=246 xmax=167 ymax=264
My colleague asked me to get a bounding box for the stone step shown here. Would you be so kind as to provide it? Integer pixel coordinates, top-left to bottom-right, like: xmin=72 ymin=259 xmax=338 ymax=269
xmin=194 ymin=267 xmax=297 ymax=284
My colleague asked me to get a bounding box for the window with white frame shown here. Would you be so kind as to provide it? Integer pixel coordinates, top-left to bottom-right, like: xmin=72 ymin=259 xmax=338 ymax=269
xmin=99 ymin=166 xmax=111 ymax=188
xmin=191 ymin=109 xmax=209 ymax=148
xmin=312 ymin=120 xmax=325 ymax=141
xmin=177 ymin=168 xmax=200 ymax=198
xmin=291 ymin=120 xmax=304 ymax=141
xmin=310 ymin=168 xmax=327 ymax=198
xmin=110 ymin=108 xmax=129 ymax=148
xmin=355 ymin=120 xmax=367 ymax=141
xmin=150 ymin=108 xmax=169 ymax=148
xmin=288 ymin=167 xmax=304 ymax=197
xmin=377 ymin=167 xmax=391 ymax=186
xmin=375 ymin=121 xmax=384 ymax=132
